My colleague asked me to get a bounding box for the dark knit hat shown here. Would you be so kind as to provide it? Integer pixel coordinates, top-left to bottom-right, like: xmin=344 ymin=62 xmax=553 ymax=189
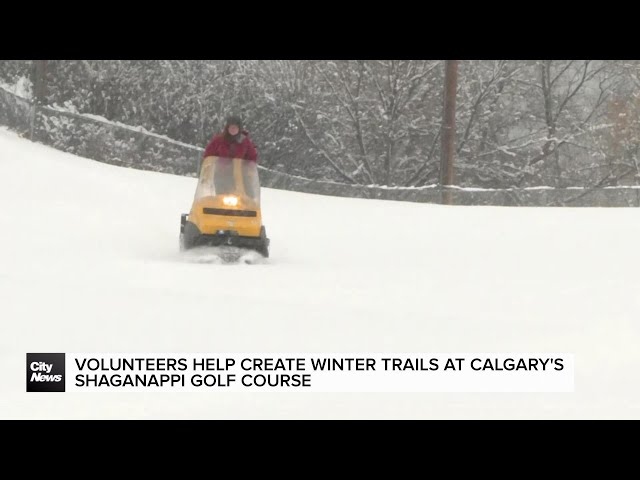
xmin=225 ymin=115 xmax=243 ymax=130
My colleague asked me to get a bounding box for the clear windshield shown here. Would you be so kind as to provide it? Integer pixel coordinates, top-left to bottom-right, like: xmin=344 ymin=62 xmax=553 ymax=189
xmin=194 ymin=156 xmax=260 ymax=204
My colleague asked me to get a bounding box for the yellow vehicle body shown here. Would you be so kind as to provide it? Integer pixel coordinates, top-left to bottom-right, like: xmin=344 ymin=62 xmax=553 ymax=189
xmin=180 ymin=156 xmax=270 ymax=257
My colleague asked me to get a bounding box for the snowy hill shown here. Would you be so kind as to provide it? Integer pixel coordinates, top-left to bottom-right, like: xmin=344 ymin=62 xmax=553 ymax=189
xmin=1 ymin=126 xmax=639 ymax=419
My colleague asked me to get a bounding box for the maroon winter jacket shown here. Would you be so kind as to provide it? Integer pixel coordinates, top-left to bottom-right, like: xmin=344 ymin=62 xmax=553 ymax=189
xmin=203 ymin=130 xmax=258 ymax=162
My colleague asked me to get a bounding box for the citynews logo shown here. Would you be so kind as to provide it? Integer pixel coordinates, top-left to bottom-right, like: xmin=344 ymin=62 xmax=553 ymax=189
xmin=26 ymin=353 xmax=65 ymax=392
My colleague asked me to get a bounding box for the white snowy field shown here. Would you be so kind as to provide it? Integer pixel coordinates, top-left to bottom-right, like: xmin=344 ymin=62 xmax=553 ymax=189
xmin=1 ymin=126 xmax=639 ymax=419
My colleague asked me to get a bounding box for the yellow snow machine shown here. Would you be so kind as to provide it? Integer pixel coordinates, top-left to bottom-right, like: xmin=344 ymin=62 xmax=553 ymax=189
xmin=180 ymin=156 xmax=270 ymax=260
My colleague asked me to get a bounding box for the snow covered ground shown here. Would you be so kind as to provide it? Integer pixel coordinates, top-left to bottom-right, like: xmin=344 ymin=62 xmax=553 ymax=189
xmin=1 ymin=126 xmax=639 ymax=419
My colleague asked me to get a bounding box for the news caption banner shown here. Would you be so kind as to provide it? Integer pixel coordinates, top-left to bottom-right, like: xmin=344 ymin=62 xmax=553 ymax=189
xmin=26 ymin=353 xmax=574 ymax=392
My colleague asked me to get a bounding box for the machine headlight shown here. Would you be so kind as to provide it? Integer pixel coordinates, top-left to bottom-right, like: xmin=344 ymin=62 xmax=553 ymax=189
xmin=223 ymin=196 xmax=238 ymax=206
